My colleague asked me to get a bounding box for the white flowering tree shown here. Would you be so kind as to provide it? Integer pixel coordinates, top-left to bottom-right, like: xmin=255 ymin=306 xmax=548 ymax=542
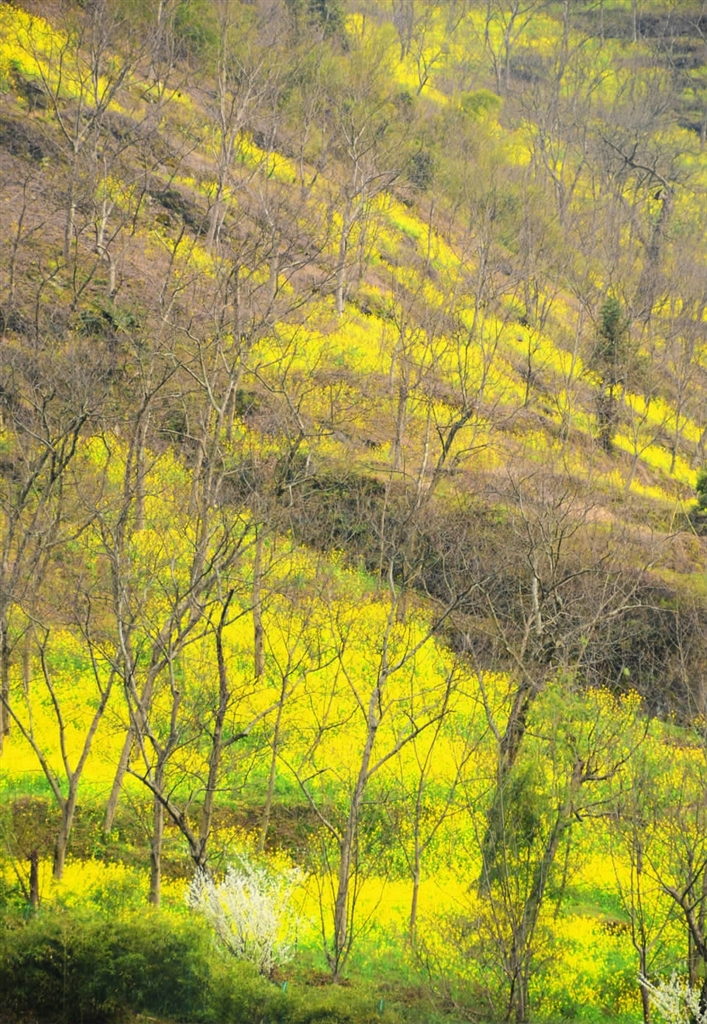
xmin=187 ymin=856 xmax=304 ymax=976
xmin=641 ymin=974 xmax=707 ymax=1024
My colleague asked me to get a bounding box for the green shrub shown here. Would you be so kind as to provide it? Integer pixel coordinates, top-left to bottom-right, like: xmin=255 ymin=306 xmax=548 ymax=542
xmin=0 ymin=907 xmax=212 ymax=1023
xmin=291 ymin=989 xmax=401 ymax=1024
xmin=174 ymin=0 xmax=218 ymax=62
xmin=696 ymin=467 xmax=707 ymax=512
xmin=0 ymin=907 xmax=404 ymax=1024
xmin=208 ymin=959 xmax=290 ymax=1023
xmin=189 ymin=957 xmax=403 ymax=1024
xmin=460 ymin=88 xmax=502 ymax=119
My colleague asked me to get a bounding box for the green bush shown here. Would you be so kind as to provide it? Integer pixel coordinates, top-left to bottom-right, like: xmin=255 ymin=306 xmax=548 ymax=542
xmin=696 ymin=467 xmax=707 ymax=512
xmin=0 ymin=907 xmax=405 ymax=1024
xmin=0 ymin=907 xmax=212 ymax=1023
xmin=209 ymin=961 xmax=402 ymax=1023
xmin=207 ymin=959 xmax=290 ymax=1023
xmin=460 ymin=88 xmax=502 ymax=119
xmin=174 ymin=0 xmax=218 ymax=62
xmin=286 ymin=987 xmax=400 ymax=1024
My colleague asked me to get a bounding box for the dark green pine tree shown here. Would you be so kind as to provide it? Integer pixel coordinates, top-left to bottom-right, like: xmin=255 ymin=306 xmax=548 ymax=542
xmin=593 ymin=296 xmax=629 ymax=453
xmin=286 ymin=0 xmax=346 ymax=39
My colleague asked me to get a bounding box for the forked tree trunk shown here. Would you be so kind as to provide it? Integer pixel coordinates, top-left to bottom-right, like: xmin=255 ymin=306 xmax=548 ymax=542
xmin=258 ymin=691 xmax=285 ymax=854
xmin=479 ymin=679 xmax=536 ymax=893
xmin=507 ymin=766 xmax=582 ymax=1023
xmin=53 ymin=786 xmax=79 ymax=881
xmin=196 ymin=598 xmax=233 ymax=870
xmin=330 ymin=710 xmax=379 ymax=979
xmin=104 ymin=726 xmax=133 ymax=833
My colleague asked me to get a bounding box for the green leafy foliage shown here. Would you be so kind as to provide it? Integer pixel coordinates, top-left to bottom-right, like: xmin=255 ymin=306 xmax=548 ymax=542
xmin=0 ymin=908 xmax=405 ymax=1024
xmin=696 ymin=467 xmax=707 ymax=511
xmin=594 ymin=297 xmax=630 ymax=387
xmin=0 ymin=908 xmax=212 ymax=1022
xmin=173 ymin=0 xmax=218 ymax=61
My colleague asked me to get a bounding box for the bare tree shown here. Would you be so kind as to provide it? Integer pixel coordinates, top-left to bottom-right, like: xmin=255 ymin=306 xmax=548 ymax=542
xmin=472 ymin=686 xmax=645 ymax=1023
xmin=482 ymin=0 xmax=547 ymax=98
xmin=0 ymin=318 xmax=115 ymax=751
xmin=391 ymin=700 xmax=480 ymax=943
xmin=22 ymin=1 xmax=145 ymax=261
xmin=201 ymin=1 xmax=279 ymax=254
xmin=610 ymin=738 xmax=678 ymax=1024
xmin=467 ymin=466 xmax=662 ymax=890
xmin=289 ymin=578 xmax=465 ymax=979
xmin=316 ymin=31 xmax=406 ymax=314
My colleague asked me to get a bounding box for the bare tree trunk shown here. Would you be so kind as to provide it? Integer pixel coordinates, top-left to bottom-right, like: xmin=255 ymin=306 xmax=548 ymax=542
xmin=64 ymin=170 xmax=77 ymax=262
xmin=29 ymin=850 xmax=40 ymax=909
xmin=639 ymin=952 xmax=651 ymax=1024
xmin=0 ymin=617 xmax=10 ymax=750
xmin=393 ymin=383 xmax=408 ymax=473
xmin=409 ymin=855 xmax=420 ymax=944
xmin=189 ymin=443 xmax=205 ymax=514
xmin=196 ymin=596 xmax=234 ymax=871
xmin=508 ymin=766 xmax=581 ymax=1023
xmin=206 ymin=194 xmax=226 ymax=254
xmin=253 ymin=529 xmax=264 ymax=679
xmin=335 ymin=204 xmax=355 ymax=316
xmin=104 ymin=726 xmax=133 ymax=833
xmin=105 ymin=661 xmax=160 ymax=834
xmin=335 ymin=245 xmax=348 ymax=315
xmin=269 ymin=253 xmax=280 ymax=303
xmin=258 ymin=693 xmax=284 ymax=854
xmin=480 ymin=679 xmax=535 ymax=892
xmin=331 ymin=716 xmax=378 ymax=979
xmin=149 ymin=789 xmax=164 ymax=906
xmin=53 ymin=787 xmax=78 ymax=881
xmin=22 ymin=637 xmax=31 ymax=694
xmin=135 ymin=413 xmax=150 ymax=531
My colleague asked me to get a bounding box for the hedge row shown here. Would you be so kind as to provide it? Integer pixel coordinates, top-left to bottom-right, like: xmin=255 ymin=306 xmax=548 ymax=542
xmin=0 ymin=908 xmax=402 ymax=1024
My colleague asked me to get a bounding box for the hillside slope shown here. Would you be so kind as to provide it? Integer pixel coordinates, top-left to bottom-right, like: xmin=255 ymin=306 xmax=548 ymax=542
xmin=2 ymin=3 xmax=707 ymax=1023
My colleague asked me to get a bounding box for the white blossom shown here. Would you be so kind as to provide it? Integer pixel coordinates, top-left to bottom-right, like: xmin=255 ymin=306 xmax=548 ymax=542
xmin=187 ymin=855 xmax=304 ymax=975
xmin=640 ymin=973 xmax=707 ymax=1024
